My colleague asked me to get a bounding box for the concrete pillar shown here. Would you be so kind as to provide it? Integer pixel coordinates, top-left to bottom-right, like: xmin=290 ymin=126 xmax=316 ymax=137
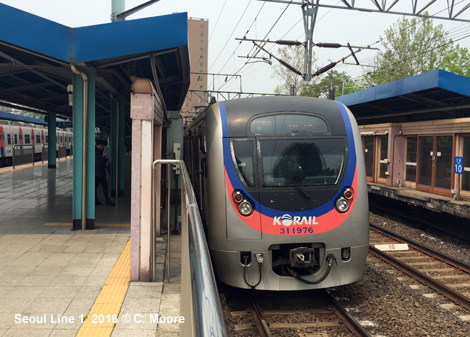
xmin=72 ymin=67 xmax=96 ymax=230
xmin=47 ymin=111 xmax=56 ymax=168
xmin=389 ymin=124 xmax=403 ymax=187
xmin=130 ymin=78 xmax=164 ymax=281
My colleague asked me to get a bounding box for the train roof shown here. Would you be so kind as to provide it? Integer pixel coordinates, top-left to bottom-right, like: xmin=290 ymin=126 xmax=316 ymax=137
xmin=221 ymin=96 xmax=348 ymax=137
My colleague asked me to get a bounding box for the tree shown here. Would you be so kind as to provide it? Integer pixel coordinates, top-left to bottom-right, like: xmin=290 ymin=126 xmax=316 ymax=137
xmin=300 ymin=70 xmax=358 ymax=98
xmin=272 ymin=45 xmax=313 ymax=95
xmin=367 ymin=15 xmax=470 ymax=85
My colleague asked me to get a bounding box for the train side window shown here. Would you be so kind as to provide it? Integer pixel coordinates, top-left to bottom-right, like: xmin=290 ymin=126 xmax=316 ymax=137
xmin=36 ymin=135 xmax=41 ymax=144
xmin=14 ymin=134 xmax=18 ymax=144
xmin=7 ymin=134 xmax=11 ymax=145
xmin=406 ymin=137 xmax=417 ymax=182
xmin=25 ymin=135 xmax=31 ymax=144
xmin=45 ymin=135 xmax=48 ymax=144
xmin=462 ymin=137 xmax=470 ymax=191
xmin=231 ymin=140 xmax=256 ymax=187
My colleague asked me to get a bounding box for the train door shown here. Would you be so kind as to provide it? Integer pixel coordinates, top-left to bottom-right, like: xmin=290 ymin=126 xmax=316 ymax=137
xmin=416 ymin=135 xmax=453 ymax=195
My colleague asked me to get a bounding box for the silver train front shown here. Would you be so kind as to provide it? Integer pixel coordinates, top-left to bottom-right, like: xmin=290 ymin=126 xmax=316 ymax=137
xmin=188 ymin=97 xmax=369 ymax=291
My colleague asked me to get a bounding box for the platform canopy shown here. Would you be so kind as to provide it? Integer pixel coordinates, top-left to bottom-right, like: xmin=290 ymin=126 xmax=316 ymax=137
xmin=336 ymin=69 xmax=470 ymax=125
xmin=0 ymin=3 xmax=190 ymax=128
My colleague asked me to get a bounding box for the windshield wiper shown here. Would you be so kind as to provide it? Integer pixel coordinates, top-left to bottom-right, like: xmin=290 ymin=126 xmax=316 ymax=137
xmin=284 ymin=172 xmax=311 ymax=199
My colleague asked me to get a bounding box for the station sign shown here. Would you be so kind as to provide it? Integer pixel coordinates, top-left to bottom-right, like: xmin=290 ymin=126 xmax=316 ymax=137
xmin=375 ymin=243 xmax=409 ymax=251
xmin=56 ymin=122 xmax=73 ymax=128
xmin=454 ymin=156 xmax=463 ymax=175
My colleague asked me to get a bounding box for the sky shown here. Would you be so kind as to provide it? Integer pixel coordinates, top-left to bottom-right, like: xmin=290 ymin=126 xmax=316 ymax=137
xmin=1 ymin=0 xmax=470 ymax=95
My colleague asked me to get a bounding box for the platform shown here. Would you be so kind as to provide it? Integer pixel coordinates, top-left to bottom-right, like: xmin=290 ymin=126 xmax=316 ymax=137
xmin=368 ymin=182 xmax=470 ymax=218
xmin=0 ymin=160 xmax=181 ymax=337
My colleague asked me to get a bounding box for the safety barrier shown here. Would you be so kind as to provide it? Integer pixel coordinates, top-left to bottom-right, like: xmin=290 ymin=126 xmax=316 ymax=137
xmin=152 ymin=159 xmax=227 ymax=337
xmin=12 ymin=145 xmax=34 ymax=169
xmin=41 ymin=144 xmax=48 ymax=163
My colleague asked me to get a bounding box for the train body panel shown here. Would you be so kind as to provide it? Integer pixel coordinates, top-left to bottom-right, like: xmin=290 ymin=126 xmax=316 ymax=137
xmin=185 ymin=96 xmax=369 ymax=290
xmin=0 ymin=121 xmax=72 ymax=167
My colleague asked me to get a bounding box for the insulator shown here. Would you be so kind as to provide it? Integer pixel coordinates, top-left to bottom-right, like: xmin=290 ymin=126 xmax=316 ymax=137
xmin=279 ymin=59 xmax=303 ymax=76
xmin=316 ymin=42 xmax=342 ymax=48
xmin=313 ymin=62 xmax=336 ymax=77
xmin=276 ymin=40 xmax=302 ymax=46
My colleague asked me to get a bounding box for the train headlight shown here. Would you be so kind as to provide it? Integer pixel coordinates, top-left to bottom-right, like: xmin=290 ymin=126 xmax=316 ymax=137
xmin=335 ymin=197 xmax=349 ymax=213
xmin=239 ymin=200 xmax=253 ymax=216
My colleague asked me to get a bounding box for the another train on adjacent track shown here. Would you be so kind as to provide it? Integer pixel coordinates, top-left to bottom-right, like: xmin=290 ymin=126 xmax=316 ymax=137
xmin=0 ymin=121 xmax=73 ymax=167
xmin=184 ymin=96 xmax=369 ymax=290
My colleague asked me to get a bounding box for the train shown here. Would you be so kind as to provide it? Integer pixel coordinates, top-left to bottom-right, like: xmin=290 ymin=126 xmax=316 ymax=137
xmin=0 ymin=120 xmax=73 ymax=167
xmin=184 ymin=96 xmax=369 ymax=290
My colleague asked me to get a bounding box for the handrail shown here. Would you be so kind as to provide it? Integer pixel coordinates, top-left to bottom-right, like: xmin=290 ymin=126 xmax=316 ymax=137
xmin=12 ymin=144 xmax=34 ymax=169
xmin=152 ymin=159 xmax=227 ymax=337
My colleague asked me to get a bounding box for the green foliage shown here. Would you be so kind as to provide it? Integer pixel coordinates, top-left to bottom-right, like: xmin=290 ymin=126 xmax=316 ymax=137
xmin=300 ymin=70 xmax=357 ymax=98
xmin=367 ymin=15 xmax=470 ymax=85
xmin=272 ymin=46 xmax=363 ymax=98
xmin=272 ymin=45 xmax=311 ymax=95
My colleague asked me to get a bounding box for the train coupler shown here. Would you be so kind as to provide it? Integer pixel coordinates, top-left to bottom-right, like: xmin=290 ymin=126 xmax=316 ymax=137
xmin=289 ymin=247 xmax=316 ymax=268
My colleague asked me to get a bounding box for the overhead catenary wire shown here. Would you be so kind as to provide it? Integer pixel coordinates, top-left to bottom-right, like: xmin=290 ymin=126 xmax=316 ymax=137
xmin=217 ymin=1 xmax=294 ymax=91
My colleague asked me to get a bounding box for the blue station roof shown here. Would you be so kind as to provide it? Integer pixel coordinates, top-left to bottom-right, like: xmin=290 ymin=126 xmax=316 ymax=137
xmin=0 ymin=3 xmax=190 ymax=127
xmin=0 ymin=111 xmax=47 ymax=125
xmin=336 ymin=70 xmax=470 ymax=125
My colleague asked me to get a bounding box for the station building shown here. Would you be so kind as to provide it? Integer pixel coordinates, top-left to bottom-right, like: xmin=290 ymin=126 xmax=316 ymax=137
xmin=337 ymin=69 xmax=470 ymax=218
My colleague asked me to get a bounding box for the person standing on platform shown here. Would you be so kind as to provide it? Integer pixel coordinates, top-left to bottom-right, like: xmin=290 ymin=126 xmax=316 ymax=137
xmin=95 ymin=140 xmax=115 ymax=206
xmin=103 ymin=140 xmax=111 ymax=175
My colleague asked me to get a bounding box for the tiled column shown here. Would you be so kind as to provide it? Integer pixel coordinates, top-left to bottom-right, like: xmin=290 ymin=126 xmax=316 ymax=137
xmin=130 ymin=78 xmax=164 ymax=281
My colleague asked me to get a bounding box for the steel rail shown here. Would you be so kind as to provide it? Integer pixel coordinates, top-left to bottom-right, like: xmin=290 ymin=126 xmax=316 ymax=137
xmin=369 ymin=245 xmax=470 ymax=311
xmin=326 ymin=291 xmax=372 ymax=337
xmin=250 ymin=291 xmax=272 ymax=337
xmin=370 ymin=224 xmax=470 ymax=274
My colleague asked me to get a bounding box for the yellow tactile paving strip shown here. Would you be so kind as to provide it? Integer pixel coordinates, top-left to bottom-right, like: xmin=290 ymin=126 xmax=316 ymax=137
xmin=43 ymin=222 xmax=130 ymax=227
xmin=76 ymin=240 xmax=131 ymax=337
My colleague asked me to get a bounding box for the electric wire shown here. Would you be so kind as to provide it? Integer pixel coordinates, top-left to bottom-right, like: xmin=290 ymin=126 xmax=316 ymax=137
xmin=217 ymin=1 xmax=294 ymax=91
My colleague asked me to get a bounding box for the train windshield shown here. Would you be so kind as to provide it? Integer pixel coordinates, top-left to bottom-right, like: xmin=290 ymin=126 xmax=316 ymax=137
xmin=260 ymin=138 xmax=345 ymax=187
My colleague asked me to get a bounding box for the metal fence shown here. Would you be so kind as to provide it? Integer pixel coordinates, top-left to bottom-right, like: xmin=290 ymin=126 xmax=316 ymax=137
xmin=41 ymin=144 xmax=48 ymax=163
xmin=12 ymin=145 xmax=34 ymax=169
xmin=152 ymin=159 xmax=227 ymax=337
xmin=58 ymin=144 xmax=67 ymax=160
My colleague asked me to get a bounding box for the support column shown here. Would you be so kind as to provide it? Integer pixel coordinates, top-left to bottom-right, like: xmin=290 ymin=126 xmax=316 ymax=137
xmin=72 ymin=67 xmax=96 ymax=230
xmin=47 ymin=112 xmax=56 ymax=168
xmin=110 ymin=98 xmax=117 ymax=196
xmin=118 ymin=94 xmax=125 ymax=196
xmin=110 ymin=95 xmax=126 ymax=197
xmin=389 ymin=124 xmax=403 ymax=187
xmin=130 ymin=78 xmax=163 ymax=281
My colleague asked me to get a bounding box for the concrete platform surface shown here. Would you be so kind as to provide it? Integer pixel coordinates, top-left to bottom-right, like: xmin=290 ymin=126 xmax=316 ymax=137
xmin=0 ymin=160 xmax=181 ymax=337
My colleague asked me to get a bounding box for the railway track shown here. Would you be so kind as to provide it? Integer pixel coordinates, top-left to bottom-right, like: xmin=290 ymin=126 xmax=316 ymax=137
xmin=226 ymin=289 xmax=370 ymax=336
xmin=369 ymin=224 xmax=470 ymax=313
